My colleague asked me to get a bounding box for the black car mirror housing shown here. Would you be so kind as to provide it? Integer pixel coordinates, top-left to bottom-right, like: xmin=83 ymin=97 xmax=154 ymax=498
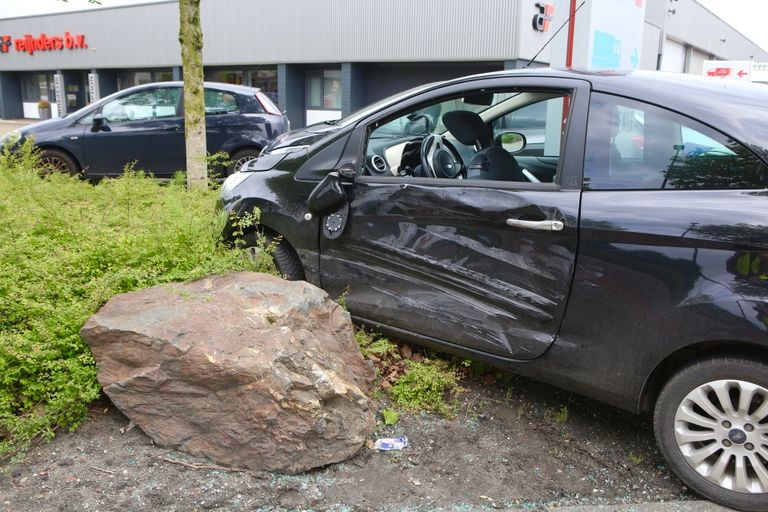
xmin=307 ymin=171 xmax=348 ymax=216
xmin=337 ymin=163 xmax=357 ymax=181
xmin=91 ymin=114 xmax=107 ymax=133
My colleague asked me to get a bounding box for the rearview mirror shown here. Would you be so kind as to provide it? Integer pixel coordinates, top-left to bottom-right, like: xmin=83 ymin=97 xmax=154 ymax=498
xmin=307 ymin=171 xmax=347 ymax=216
xmin=463 ymin=92 xmax=494 ymax=106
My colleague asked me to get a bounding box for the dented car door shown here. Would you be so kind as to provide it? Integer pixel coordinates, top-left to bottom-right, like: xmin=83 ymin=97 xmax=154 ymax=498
xmin=317 ymin=77 xmax=590 ymax=360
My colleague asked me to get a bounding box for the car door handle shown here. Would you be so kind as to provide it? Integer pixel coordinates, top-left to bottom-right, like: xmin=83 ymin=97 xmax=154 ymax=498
xmin=163 ymin=125 xmax=180 ymax=131
xmin=505 ymin=218 xmax=564 ymax=232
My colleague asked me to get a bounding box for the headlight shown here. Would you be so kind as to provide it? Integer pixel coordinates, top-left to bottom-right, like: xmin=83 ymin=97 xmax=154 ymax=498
xmin=0 ymin=129 xmax=21 ymax=147
xmin=220 ymin=169 xmax=252 ymax=195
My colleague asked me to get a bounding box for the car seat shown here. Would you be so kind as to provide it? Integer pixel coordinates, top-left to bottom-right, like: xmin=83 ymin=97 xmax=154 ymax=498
xmin=442 ymin=110 xmax=525 ymax=181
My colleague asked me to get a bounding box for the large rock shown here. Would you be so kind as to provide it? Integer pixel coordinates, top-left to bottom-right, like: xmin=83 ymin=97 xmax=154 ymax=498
xmin=80 ymin=272 xmax=375 ymax=474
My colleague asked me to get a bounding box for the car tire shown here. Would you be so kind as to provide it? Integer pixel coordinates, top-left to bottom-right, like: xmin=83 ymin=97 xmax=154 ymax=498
xmin=272 ymin=240 xmax=305 ymax=281
xmin=227 ymin=149 xmax=261 ymax=175
xmin=39 ymin=149 xmax=80 ymax=175
xmin=654 ymin=357 xmax=768 ymax=511
xmin=244 ymin=231 xmax=305 ymax=281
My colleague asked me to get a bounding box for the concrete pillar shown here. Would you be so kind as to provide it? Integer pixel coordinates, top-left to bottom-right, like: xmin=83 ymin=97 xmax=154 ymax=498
xmin=683 ymin=45 xmax=693 ymax=74
xmin=172 ymin=66 xmax=182 ymax=81
xmin=87 ymin=70 xmax=118 ymax=102
xmin=341 ymin=62 xmax=366 ymax=117
xmin=278 ymin=63 xmax=305 ymax=129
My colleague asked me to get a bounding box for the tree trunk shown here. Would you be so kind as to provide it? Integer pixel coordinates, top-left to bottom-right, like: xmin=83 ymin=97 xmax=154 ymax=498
xmin=178 ymin=0 xmax=207 ymax=188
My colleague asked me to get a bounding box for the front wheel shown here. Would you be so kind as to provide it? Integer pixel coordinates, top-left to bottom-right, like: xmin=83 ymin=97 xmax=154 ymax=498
xmin=39 ymin=149 xmax=80 ymax=176
xmin=654 ymin=358 xmax=768 ymax=511
xmin=243 ymin=231 xmax=305 ymax=281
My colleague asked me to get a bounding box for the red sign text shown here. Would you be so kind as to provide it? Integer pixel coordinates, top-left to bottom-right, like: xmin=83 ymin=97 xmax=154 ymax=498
xmin=0 ymin=32 xmax=88 ymax=56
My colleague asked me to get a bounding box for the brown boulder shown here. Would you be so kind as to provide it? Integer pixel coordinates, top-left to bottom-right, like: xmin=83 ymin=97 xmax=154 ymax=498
xmin=80 ymin=272 xmax=375 ymax=474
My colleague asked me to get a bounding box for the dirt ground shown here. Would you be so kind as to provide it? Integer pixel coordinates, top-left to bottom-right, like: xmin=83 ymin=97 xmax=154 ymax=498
xmin=0 ymin=370 xmax=696 ymax=512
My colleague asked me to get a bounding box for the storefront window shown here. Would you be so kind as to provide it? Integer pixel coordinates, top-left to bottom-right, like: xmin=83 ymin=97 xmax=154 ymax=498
xmin=306 ymin=69 xmax=341 ymax=110
xmin=117 ymin=69 xmax=173 ymax=90
xmin=155 ymin=71 xmax=173 ymax=82
xmin=205 ymin=67 xmax=278 ymax=104
xmin=250 ymin=68 xmax=278 ymax=103
xmin=207 ymin=70 xmax=244 ymax=85
xmin=21 ymin=73 xmax=55 ymax=102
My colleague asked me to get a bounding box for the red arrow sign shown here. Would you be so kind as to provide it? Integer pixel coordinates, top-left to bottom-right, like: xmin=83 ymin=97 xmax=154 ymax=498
xmin=703 ymin=60 xmax=752 ymax=81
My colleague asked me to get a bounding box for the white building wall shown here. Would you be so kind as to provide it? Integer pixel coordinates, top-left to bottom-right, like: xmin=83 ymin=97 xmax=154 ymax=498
xmin=0 ymin=0 xmax=765 ymax=72
xmin=660 ymin=40 xmax=686 ymax=72
xmin=641 ymin=22 xmax=662 ymax=70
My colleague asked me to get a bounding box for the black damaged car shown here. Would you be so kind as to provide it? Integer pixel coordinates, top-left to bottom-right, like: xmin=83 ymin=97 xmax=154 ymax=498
xmin=220 ymin=68 xmax=768 ymax=511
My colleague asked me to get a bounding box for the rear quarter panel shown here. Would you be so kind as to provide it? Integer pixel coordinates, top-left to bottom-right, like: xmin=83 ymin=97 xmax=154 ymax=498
xmin=543 ymin=189 xmax=768 ymax=412
xmin=206 ymin=113 xmax=287 ymax=155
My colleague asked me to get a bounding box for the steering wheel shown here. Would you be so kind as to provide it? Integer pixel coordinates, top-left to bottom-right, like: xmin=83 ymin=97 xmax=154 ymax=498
xmin=420 ymin=134 xmax=464 ymax=179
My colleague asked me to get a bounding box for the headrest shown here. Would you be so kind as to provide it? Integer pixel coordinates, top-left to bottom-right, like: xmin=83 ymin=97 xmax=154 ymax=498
xmin=442 ymin=110 xmax=492 ymax=147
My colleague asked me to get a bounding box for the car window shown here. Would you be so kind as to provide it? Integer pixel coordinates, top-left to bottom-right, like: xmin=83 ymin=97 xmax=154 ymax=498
xmin=204 ymin=89 xmax=239 ymax=115
xmin=584 ymin=93 xmax=768 ymax=190
xmin=363 ymin=89 xmax=570 ymax=183
xmin=492 ymin=97 xmax=564 ymax=158
xmin=100 ymin=87 xmax=181 ymax=123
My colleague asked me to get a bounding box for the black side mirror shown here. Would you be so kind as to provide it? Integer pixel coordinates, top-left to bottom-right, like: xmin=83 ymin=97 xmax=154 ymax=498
xmin=307 ymin=171 xmax=347 ymax=216
xmin=337 ymin=163 xmax=357 ymax=181
xmin=91 ymin=114 xmax=107 ymax=133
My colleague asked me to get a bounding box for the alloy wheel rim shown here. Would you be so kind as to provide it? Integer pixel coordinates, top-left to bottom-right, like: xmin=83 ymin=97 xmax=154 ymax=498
xmin=674 ymin=379 xmax=768 ymax=494
xmin=39 ymin=157 xmax=68 ymax=173
xmin=233 ymin=156 xmax=254 ymax=172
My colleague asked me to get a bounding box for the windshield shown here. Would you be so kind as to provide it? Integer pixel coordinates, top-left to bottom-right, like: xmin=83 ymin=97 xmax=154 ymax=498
xmin=335 ymin=81 xmax=444 ymax=128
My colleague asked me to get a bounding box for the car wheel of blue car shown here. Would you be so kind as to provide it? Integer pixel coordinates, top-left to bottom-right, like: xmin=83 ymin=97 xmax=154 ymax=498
xmin=655 ymin=358 xmax=768 ymax=511
xmin=228 ymin=149 xmax=261 ymax=175
xmin=39 ymin=149 xmax=79 ymax=176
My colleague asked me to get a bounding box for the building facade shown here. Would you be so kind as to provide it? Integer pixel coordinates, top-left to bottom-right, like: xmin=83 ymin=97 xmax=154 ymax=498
xmin=0 ymin=0 xmax=766 ymax=128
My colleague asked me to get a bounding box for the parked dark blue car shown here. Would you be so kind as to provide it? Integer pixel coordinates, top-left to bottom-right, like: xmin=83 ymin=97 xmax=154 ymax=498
xmin=220 ymin=68 xmax=768 ymax=512
xmin=2 ymin=81 xmax=288 ymax=177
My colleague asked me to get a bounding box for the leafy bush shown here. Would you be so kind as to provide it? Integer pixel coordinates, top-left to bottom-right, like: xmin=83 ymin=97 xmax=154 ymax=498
xmin=390 ymin=360 xmax=460 ymax=416
xmin=0 ymin=142 xmax=264 ymax=463
xmin=354 ymin=328 xmax=399 ymax=359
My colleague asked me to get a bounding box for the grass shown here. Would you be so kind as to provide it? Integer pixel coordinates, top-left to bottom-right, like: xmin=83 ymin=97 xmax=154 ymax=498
xmin=0 ymin=142 xmax=266 ymax=464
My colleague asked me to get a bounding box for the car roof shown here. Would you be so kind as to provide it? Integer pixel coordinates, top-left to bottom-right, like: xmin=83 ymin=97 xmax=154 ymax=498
xmin=124 ymin=81 xmax=261 ymax=95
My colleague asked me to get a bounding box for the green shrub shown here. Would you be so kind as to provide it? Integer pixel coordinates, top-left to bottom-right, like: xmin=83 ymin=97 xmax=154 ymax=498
xmin=390 ymin=360 xmax=459 ymax=416
xmin=0 ymin=142 xmax=264 ymax=463
xmin=354 ymin=328 xmax=398 ymax=359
